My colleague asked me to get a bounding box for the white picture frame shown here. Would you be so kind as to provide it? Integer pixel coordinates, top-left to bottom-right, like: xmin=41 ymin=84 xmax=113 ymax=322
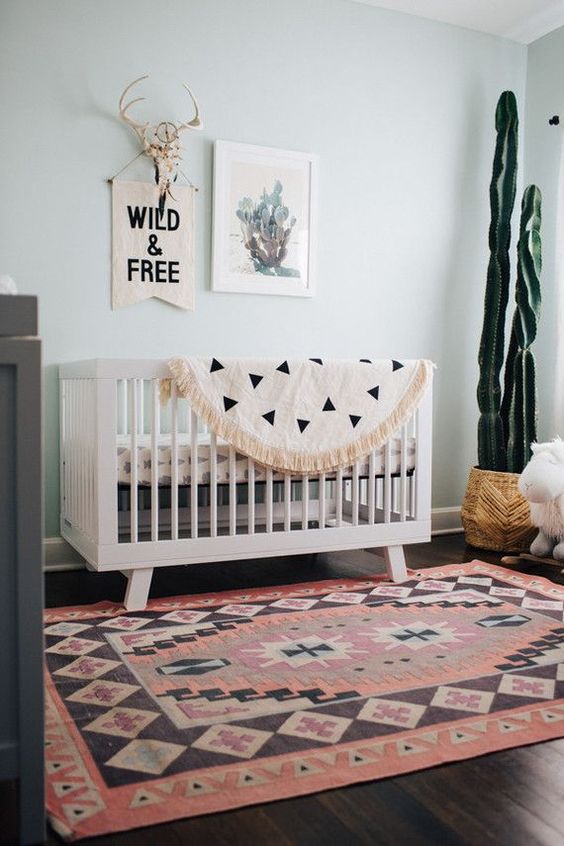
xmin=212 ymin=140 xmax=318 ymax=297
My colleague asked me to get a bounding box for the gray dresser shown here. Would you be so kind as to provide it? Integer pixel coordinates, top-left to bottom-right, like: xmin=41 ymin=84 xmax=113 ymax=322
xmin=0 ymin=296 xmax=44 ymax=844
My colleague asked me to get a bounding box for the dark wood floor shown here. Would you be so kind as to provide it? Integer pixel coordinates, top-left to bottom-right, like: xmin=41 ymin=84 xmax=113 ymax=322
xmin=6 ymin=535 xmax=564 ymax=846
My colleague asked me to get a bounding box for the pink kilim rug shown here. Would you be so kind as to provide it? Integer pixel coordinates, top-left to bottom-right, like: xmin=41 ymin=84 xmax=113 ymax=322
xmin=45 ymin=562 xmax=564 ymax=840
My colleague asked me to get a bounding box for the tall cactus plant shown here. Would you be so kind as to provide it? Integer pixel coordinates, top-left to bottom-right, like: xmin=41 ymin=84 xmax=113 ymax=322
xmin=477 ymin=91 xmax=518 ymax=472
xmin=477 ymin=92 xmax=542 ymax=475
xmin=503 ymin=185 xmax=542 ymax=473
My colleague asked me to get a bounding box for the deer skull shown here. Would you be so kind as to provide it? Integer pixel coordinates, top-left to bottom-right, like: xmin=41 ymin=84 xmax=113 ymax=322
xmin=118 ymin=75 xmax=202 ymax=207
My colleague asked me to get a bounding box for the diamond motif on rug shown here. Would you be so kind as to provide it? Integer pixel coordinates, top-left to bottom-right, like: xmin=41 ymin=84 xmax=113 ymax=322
xmin=430 ymin=686 xmax=495 ymax=713
xmin=106 ymin=740 xmax=186 ymax=775
xmin=46 ymin=637 xmax=102 ymax=656
xmin=192 ymin=725 xmax=272 ymax=759
xmin=85 ymin=707 xmax=159 ymax=738
xmin=66 ymin=680 xmax=140 ymax=707
xmin=498 ymin=674 xmax=556 ymax=699
xmin=277 ymin=712 xmax=352 ymax=743
xmin=53 ymin=655 xmax=122 ymax=680
xmin=357 ymin=697 xmax=426 ymax=728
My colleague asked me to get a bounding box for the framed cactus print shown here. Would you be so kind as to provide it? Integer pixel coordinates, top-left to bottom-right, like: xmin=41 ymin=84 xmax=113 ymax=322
xmin=212 ymin=141 xmax=318 ymax=297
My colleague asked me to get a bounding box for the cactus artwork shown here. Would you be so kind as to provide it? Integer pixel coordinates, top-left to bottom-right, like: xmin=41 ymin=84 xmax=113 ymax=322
xmin=476 ymin=91 xmax=542 ymax=475
xmin=235 ymin=181 xmax=300 ymax=277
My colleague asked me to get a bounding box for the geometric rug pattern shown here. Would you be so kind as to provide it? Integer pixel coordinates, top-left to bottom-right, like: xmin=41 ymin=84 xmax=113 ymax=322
xmin=45 ymin=561 xmax=564 ymax=840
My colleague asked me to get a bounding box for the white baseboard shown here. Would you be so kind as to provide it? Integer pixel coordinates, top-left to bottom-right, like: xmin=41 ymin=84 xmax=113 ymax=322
xmin=44 ymin=536 xmax=87 ymax=571
xmin=431 ymin=506 xmax=463 ymax=536
xmin=43 ymin=507 xmax=462 ymax=572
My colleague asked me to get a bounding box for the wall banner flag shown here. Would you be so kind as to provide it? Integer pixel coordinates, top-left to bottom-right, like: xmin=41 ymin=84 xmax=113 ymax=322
xmin=112 ymin=180 xmax=194 ymax=310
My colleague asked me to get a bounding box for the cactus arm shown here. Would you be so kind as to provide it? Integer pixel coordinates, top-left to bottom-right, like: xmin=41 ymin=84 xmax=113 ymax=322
xmin=507 ymin=348 xmax=536 ymax=473
xmin=476 ymin=91 xmax=518 ymax=471
xmin=500 ymin=311 xmax=518 ymax=445
xmin=505 ymin=185 xmax=542 ymax=473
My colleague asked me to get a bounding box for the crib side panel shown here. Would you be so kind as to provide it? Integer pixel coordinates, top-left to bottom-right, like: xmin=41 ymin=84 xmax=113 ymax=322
xmin=60 ymin=375 xmax=118 ymax=555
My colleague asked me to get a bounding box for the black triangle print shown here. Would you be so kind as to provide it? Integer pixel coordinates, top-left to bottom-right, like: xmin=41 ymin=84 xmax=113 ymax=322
xmin=223 ymin=396 xmax=238 ymax=412
xmin=322 ymin=397 xmax=336 ymax=411
xmin=392 ymin=360 xmax=404 ymax=371
xmin=360 ymin=358 xmax=372 ymax=363
xmin=367 ymin=385 xmax=380 ymax=400
xmin=297 ymin=418 xmax=310 ymax=433
xmin=262 ymin=410 xmax=276 ymax=426
xmin=276 ymin=360 xmax=290 ymax=374
xmin=309 ymin=358 xmax=323 ymax=365
xmin=349 ymin=414 xmax=361 ymax=428
xmin=249 ymin=373 xmax=263 ymax=389
xmin=210 ymin=357 xmax=224 ymax=373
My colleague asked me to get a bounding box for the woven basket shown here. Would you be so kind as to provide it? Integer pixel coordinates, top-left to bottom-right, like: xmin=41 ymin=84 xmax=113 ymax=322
xmin=461 ymin=466 xmax=536 ymax=552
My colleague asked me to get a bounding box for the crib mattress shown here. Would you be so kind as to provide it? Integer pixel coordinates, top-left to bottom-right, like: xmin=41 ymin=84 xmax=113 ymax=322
xmin=117 ymin=435 xmax=416 ymax=487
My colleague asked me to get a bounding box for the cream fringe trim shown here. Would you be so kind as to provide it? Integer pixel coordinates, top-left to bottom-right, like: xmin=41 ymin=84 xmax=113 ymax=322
xmin=164 ymin=358 xmax=434 ymax=475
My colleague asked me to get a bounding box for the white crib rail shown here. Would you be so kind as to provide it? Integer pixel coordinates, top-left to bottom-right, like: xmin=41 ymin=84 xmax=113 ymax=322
xmin=59 ymin=361 xmax=432 ymax=572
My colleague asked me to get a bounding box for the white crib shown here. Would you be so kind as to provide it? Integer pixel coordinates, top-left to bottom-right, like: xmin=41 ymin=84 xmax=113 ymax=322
xmin=59 ymin=359 xmax=433 ymax=610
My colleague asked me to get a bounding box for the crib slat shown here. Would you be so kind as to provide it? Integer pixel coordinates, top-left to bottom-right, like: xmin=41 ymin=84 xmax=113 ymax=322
xmin=60 ymin=380 xmax=66 ymax=521
xmin=137 ymin=379 xmax=144 ymax=434
xmin=151 ymin=380 xmax=160 ymax=541
xmin=229 ymin=447 xmax=236 ymax=536
xmin=248 ymin=459 xmax=255 ymax=534
xmin=352 ymin=461 xmax=359 ymax=526
xmin=384 ymin=439 xmax=392 ymax=523
xmin=302 ymin=475 xmax=309 ymax=529
xmin=78 ymin=380 xmax=84 ymax=531
xmin=130 ymin=379 xmax=138 ymax=542
xmin=121 ymin=380 xmax=128 ymax=435
xmin=413 ymin=408 xmax=419 ymax=518
xmin=70 ymin=381 xmax=76 ymax=525
xmin=400 ymin=423 xmax=408 ymax=521
xmin=368 ymin=452 xmax=376 ymax=525
xmin=319 ymin=472 xmax=326 ymax=528
xmin=284 ymin=474 xmax=291 ymax=531
xmin=266 ymin=469 xmax=273 ymax=533
xmin=74 ymin=381 xmax=78 ymax=528
xmin=86 ymin=381 xmax=91 ymax=533
xmin=191 ymin=410 xmax=198 ymax=539
xmin=77 ymin=382 xmax=83 ymax=528
xmin=69 ymin=382 xmax=75 ymax=526
xmin=170 ymin=383 xmax=179 ymax=540
xmin=210 ymin=431 xmax=218 ymax=537
xmin=75 ymin=381 xmax=80 ymax=529
xmin=336 ymin=468 xmax=343 ymax=527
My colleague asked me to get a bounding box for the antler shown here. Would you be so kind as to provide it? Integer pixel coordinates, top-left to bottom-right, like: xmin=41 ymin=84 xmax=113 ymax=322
xmin=118 ymin=75 xmax=150 ymax=143
xmin=177 ymin=83 xmax=203 ymax=132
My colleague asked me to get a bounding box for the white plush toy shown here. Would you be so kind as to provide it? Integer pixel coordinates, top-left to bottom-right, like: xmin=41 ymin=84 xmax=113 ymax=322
xmin=518 ymin=439 xmax=564 ymax=560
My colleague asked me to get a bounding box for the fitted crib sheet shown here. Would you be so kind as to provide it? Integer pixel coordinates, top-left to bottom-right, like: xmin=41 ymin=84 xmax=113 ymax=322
xmin=117 ymin=434 xmax=416 ymax=487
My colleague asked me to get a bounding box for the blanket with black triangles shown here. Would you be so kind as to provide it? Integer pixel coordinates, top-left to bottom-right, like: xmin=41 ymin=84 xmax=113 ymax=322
xmin=166 ymin=357 xmax=433 ymax=473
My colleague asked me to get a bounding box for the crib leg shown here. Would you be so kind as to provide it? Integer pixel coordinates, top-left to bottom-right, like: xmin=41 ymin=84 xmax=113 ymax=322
xmin=383 ymin=545 xmax=408 ymax=582
xmin=122 ymin=567 xmax=154 ymax=611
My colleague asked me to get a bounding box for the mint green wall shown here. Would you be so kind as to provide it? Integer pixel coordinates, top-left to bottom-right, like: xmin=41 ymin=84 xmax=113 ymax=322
xmin=524 ymin=26 xmax=564 ymax=441
xmin=0 ymin=0 xmax=527 ymax=537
